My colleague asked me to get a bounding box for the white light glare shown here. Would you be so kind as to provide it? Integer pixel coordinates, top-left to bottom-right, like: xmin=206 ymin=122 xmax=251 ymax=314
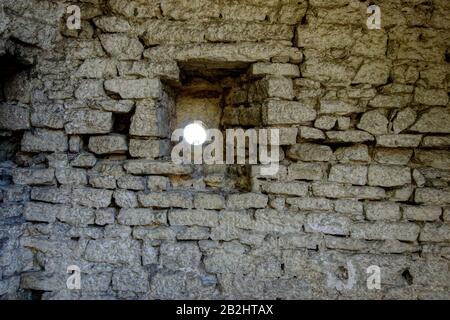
xmin=183 ymin=122 xmax=207 ymax=146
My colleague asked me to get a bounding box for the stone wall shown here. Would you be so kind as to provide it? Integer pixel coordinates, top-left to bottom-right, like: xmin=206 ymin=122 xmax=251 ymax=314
xmin=0 ymin=0 xmax=449 ymax=299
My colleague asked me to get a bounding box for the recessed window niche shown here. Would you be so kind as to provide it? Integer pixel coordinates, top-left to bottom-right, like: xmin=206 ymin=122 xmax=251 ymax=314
xmin=170 ymin=61 xmax=258 ymax=191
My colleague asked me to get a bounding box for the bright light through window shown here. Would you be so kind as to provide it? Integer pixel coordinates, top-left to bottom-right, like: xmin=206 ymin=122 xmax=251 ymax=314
xmin=183 ymin=122 xmax=207 ymax=145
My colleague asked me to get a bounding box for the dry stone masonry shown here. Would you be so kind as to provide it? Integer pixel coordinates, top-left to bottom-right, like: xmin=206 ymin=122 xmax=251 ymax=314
xmin=0 ymin=0 xmax=450 ymax=300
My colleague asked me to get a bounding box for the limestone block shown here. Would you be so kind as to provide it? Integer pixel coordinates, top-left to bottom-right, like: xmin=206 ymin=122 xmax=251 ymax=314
xmin=160 ymin=242 xmax=202 ymax=272
xmin=84 ymin=239 xmax=141 ymax=265
xmin=104 ymin=79 xmax=162 ymax=99
xmin=138 ymin=192 xmax=193 ymax=209
xmin=368 ymin=165 xmax=411 ymax=187
xmin=13 ymin=168 xmax=55 ymax=186
xmin=0 ymin=103 xmax=30 ymax=130
xmin=419 ymin=223 xmax=450 ymax=242
xmin=351 ymin=222 xmax=420 ymax=241
xmin=287 ymin=143 xmax=333 ymax=162
xmin=99 ymin=34 xmax=143 ymax=60
xmin=357 ymin=110 xmax=389 ymax=135
xmin=414 ymin=150 xmax=450 ymax=170
xmin=312 ymin=182 xmax=386 ymax=200
xmin=129 ymin=139 xmax=169 ymax=159
xmin=393 ymin=108 xmax=416 ymax=133
xmin=288 ymin=163 xmax=324 ymax=181
xmin=287 ymin=197 xmax=334 ymax=211
xmin=402 ymin=206 xmax=442 ymax=222
xmin=329 ymin=164 xmax=368 ymax=186
xmin=117 ymin=208 xmax=167 ymax=226
xmin=414 ymin=88 xmax=449 ymax=106
xmin=21 ymin=129 xmax=68 ymax=153
xmin=365 ymin=202 xmax=401 ymax=221
xmin=319 ymin=100 xmax=363 ymax=115
xmin=124 ymin=160 xmax=193 ymax=175
xmin=415 ymin=188 xmax=450 ymax=205
xmin=374 ymin=148 xmax=413 ymax=165
xmin=305 ymin=213 xmax=351 ymax=236
xmin=376 ymin=135 xmax=422 ymax=148
xmin=65 ymin=110 xmax=113 ymax=134
xmin=30 ymin=104 xmax=64 ymax=129
xmin=55 ymin=168 xmax=88 ymax=185
xmin=169 ymin=210 xmax=219 ymax=227
xmin=117 ymin=175 xmax=146 ymax=191
xmin=88 ymin=134 xmax=128 ymax=155
xmin=129 ymin=100 xmax=168 ymax=137
xmin=226 ymin=193 xmax=268 ymax=209
xmin=250 ymin=63 xmax=300 ymax=78
xmin=112 ymin=268 xmax=149 ymax=293
xmin=194 ymin=193 xmax=225 ymax=210
xmin=72 ymin=187 xmax=113 ymax=208
xmin=410 ymin=108 xmax=450 ymax=133
xmin=114 ymin=190 xmax=138 ymax=208
xmin=263 ymin=99 xmax=316 ymax=125
xmin=261 ymin=181 xmax=309 ymax=196
xmin=326 ymin=130 xmax=374 ymax=143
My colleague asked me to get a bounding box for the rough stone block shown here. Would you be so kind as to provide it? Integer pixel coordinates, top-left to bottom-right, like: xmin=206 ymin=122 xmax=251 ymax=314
xmin=31 ymin=104 xmax=64 ymax=129
xmin=319 ymin=100 xmax=363 ymax=115
xmin=312 ymin=183 xmax=386 ymax=200
xmin=402 ymin=206 xmax=442 ymax=222
xmin=415 ymin=188 xmax=450 ymax=205
xmin=21 ymin=129 xmax=68 ymax=153
xmin=328 ymin=164 xmax=367 ymax=186
xmin=129 ymin=139 xmax=169 ymax=159
xmin=124 ymin=160 xmax=193 ymax=175
xmin=368 ymin=165 xmax=411 ymax=187
xmin=65 ymin=110 xmax=113 ymax=134
xmin=88 ymin=134 xmax=128 ymax=155
xmin=357 ymin=110 xmax=389 ymax=135
xmin=326 ymin=130 xmax=374 ymax=143
xmin=99 ymin=34 xmax=144 ymax=60
xmin=55 ymin=168 xmax=88 ymax=185
xmin=305 ymin=213 xmax=351 ymax=236
xmin=159 ymin=242 xmax=202 ymax=271
xmin=261 ymin=181 xmax=309 ymax=196
xmin=410 ymin=107 xmax=450 ymax=133
xmin=351 ymin=222 xmax=420 ymax=241
xmin=72 ymin=187 xmax=113 ymax=208
xmin=376 ymin=135 xmax=422 ymax=148
xmin=24 ymin=202 xmax=59 ymax=223
xmin=169 ymin=209 xmax=219 ymax=227
xmin=117 ymin=208 xmax=167 ymax=226
xmin=374 ymin=148 xmax=413 ymax=165
xmin=104 ymin=79 xmax=161 ymax=99
xmin=419 ymin=223 xmax=450 ymax=242
xmin=84 ymin=239 xmax=141 ymax=265
xmin=129 ymin=100 xmax=168 ymax=137
xmin=0 ymin=103 xmax=30 ymax=130
xmin=365 ymin=202 xmax=401 ymax=221
xmin=194 ymin=193 xmax=225 ymax=210
xmin=263 ymin=99 xmax=316 ymax=125
xmin=414 ymin=88 xmax=449 ymax=106
xmin=138 ymin=192 xmax=193 ymax=208
xmin=13 ymin=168 xmax=55 ymax=186
xmin=250 ymin=63 xmax=300 ymax=78
xmin=226 ymin=193 xmax=268 ymax=209
xmin=117 ymin=175 xmax=146 ymax=191
xmin=287 ymin=143 xmax=333 ymax=162
xmin=112 ymin=269 xmax=149 ymax=293
xmin=287 ymin=197 xmax=333 ymax=211
xmin=288 ymin=163 xmax=324 ymax=181
xmin=114 ymin=190 xmax=138 ymax=208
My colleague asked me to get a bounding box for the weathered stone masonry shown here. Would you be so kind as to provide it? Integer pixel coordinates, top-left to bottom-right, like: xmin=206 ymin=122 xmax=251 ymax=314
xmin=0 ymin=0 xmax=450 ymax=299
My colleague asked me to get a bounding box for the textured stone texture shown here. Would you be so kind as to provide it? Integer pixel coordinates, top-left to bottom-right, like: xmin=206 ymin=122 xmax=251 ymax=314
xmin=0 ymin=0 xmax=449 ymax=301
